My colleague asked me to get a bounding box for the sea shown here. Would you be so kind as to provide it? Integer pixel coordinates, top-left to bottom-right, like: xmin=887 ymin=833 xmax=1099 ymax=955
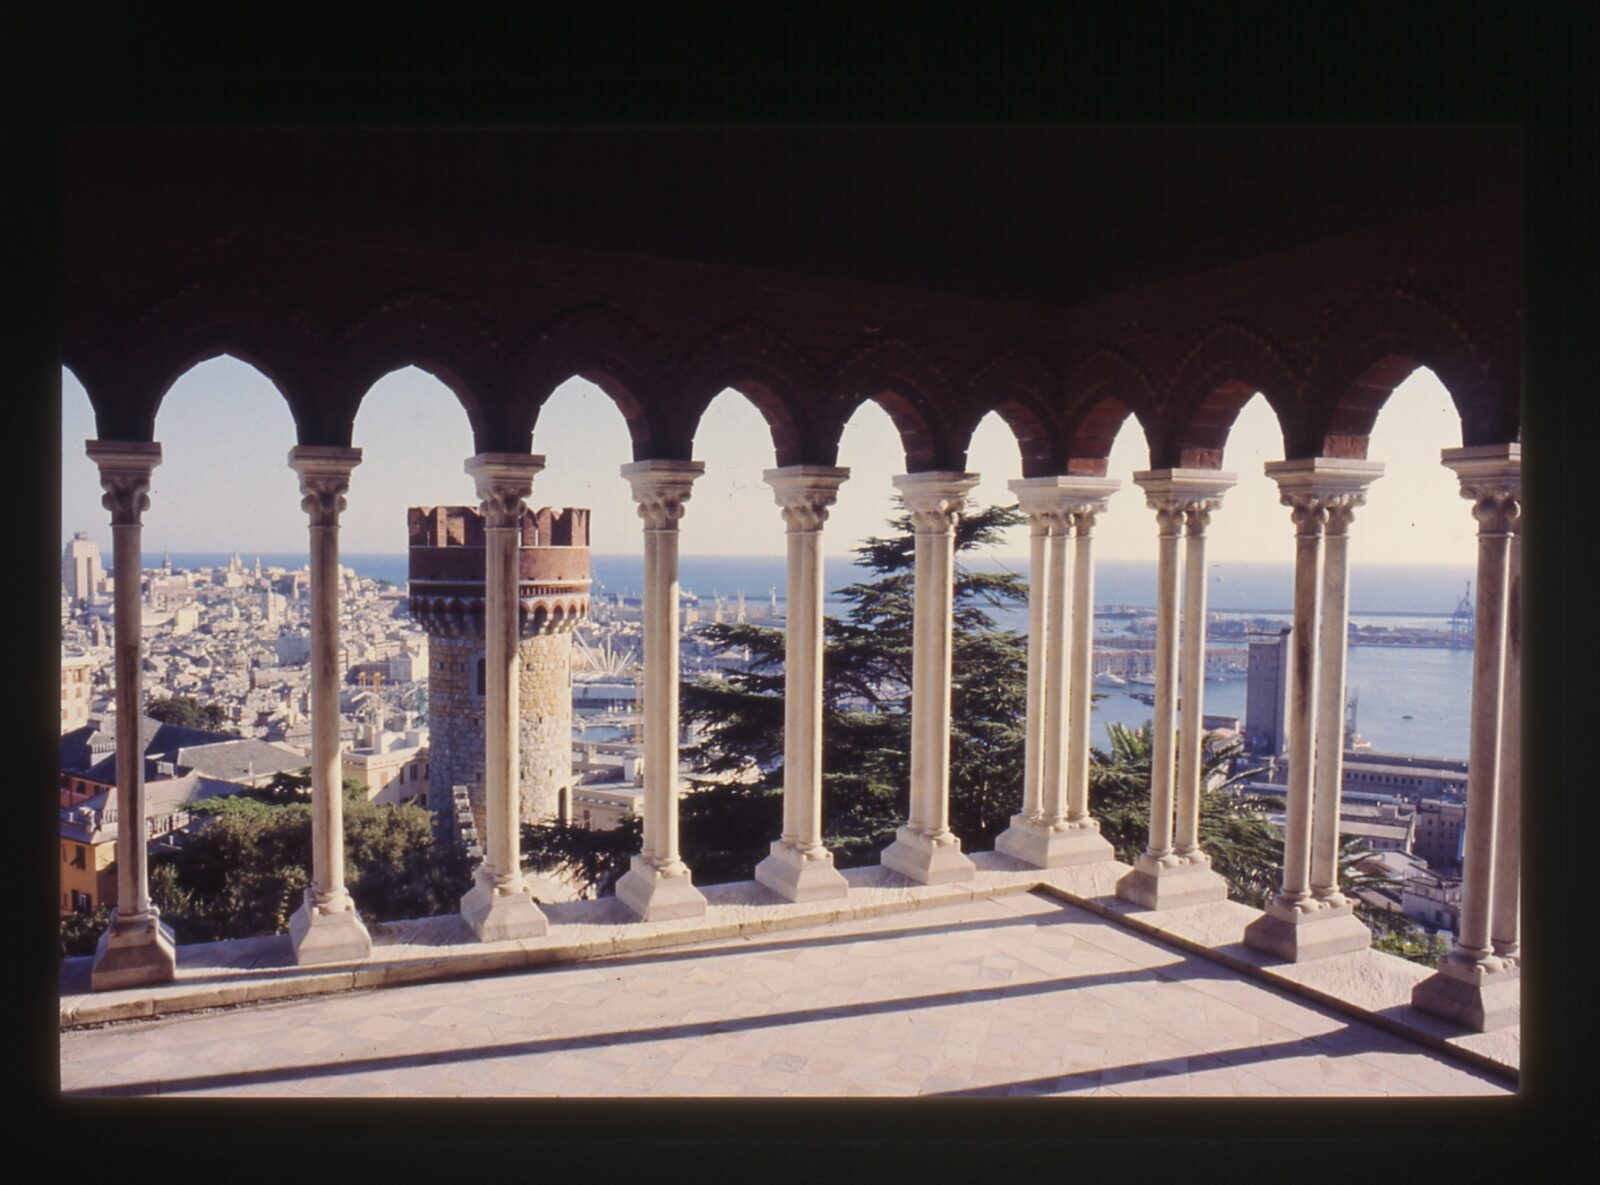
xmin=164 ymin=552 xmax=1477 ymax=761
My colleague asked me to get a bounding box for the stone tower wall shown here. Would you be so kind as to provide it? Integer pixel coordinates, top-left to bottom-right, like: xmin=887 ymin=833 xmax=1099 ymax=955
xmin=425 ymin=634 xmax=486 ymax=828
xmin=518 ymin=631 xmax=573 ymax=824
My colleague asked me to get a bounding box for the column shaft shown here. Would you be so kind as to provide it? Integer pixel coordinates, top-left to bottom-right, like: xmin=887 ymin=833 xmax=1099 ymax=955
xmin=785 ymin=523 xmax=824 ymax=847
xmin=1279 ymin=515 xmax=1325 ymax=903
xmin=1456 ymin=521 xmax=1511 ymax=961
xmin=1491 ymin=526 xmax=1521 ymax=960
xmin=1174 ymin=511 xmax=1209 ymax=857
xmin=1310 ymin=518 xmax=1353 ymax=899
xmin=1065 ymin=515 xmax=1097 ymax=824
xmin=111 ymin=521 xmax=150 ymax=917
xmin=918 ymin=520 xmax=958 ymax=838
xmin=1039 ymin=517 xmax=1072 ymax=825
xmin=307 ymin=519 xmax=353 ymax=909
xmin=646 ymin=519 xmax=687 ymax=871
xmin=1145 ymin=511 xmax=1183 ymax=861
xmin=1021 ymin=520 xmax=1050 ymax=820
xmin=484 ymin=518 xmax=521 ymax=886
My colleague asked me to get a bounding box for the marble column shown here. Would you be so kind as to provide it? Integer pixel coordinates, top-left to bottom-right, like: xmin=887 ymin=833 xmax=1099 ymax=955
xmin=1413 ymin=444 xmax=1520 ymax=1030
xmin=87 ymin=440 xmax=176 ymax=989
xmin=286 ymin=447 xmax=373 ymax=963
xmin=1244 ymin=458 xmax=1382 ymax=960
xmin=615 ymin=460 xmax=709 ymax=920
xmin=1118 ymin=470 xmax=1235 ymax=909
xmin=997 ymin=477 xmax=1118 ymax=867
xmin=1173 ymin=493 xmax=1228 ymax=863
xmin=1491 ymin=515 xmax=1521 ymax=964
xmin=1064 ymin=493 xmax=1116 ymax=845
xmin=880 ymin=472 xmax=980 ymax=884
xmin=458 ymin=453 xmax=549 ymax=941
xmin=755 ymin=466 xmax=852 ymax=902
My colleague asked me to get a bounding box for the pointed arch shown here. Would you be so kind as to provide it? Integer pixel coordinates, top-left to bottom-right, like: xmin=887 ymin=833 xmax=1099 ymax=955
xmin=80 ymin=270 xmax=319 ymax=439
xmin=825 ymin=335 xmax=956 ymax=472
xmin=670 ymin=320 xmax=820 ymax=466
xmin=511 ymin=304 xmax=671 ymax=461
xmin=329 ymin=289 xmax=506 ymax=450
xmin=1164 ymin=321 xmax=1298 ymax=468
xmin=1305 ymin=283 xmax=1513 ymax=454
xmin=1059 ymin=348 xmax=1160 ymax=471
xmin=956 ymin=348 xmax=1062 ymax=477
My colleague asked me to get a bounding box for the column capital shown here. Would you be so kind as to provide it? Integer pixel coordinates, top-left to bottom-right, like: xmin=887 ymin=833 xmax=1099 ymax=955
xmin=622 ymin=458 xmax=706 ymax=529
xmin=288 ymin=446 xmax=363 ymax=527
xmin=1265 ymin=458 xmax=1384 ymax=535
xmin=1133 ymin=468 xmax=1237 ymax=517
xmin=466 ymin=452 xmax=546 ymax=527
xmin=1010 ymin=475 xmax=1120 ymax=531
xmin=1442 ymin=445 xmax=1520 ymax=533
xmin=86 ymin=440 xmax=162 ymax=526
xmin=765 ymin=465 xmax=850 ymax=531
xmin=894 ymin=471 xmax=980 ymax=533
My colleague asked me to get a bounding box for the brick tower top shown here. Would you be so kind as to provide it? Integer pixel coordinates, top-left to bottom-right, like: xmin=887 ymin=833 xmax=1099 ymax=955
xmin=406 ymin=505 xmax=591 ymax=638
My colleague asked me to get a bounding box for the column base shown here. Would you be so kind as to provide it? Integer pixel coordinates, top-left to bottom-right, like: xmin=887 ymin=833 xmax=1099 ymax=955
xmin=615 ymin=854 xmax=708 ymax=921
xmin=288 ymin=892 xmax=373 ymax=965
xmin=1411 ymin=952 xmax=1521 ymax=1032
xmin=90 ymin=910 xmax=177 ymax=991
xmin=995 ymin=816 xmax=1115 ymax=869
xmin=755 ymin=840 xmax=849 ymax=902
xmin=1116 ymin=852 xmax=1229 ymax=910
xmin=1242 ymin=895 xmax=1371 ymax=962
xmin=879 ymin=826 xmax=976 ymax=885
xmin=460 ymin=867 xmax=550 ymax=941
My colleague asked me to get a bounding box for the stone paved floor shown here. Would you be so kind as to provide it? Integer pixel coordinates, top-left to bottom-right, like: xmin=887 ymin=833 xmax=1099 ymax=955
xmin=58 ymin=891 xmax=1512 ymax=1098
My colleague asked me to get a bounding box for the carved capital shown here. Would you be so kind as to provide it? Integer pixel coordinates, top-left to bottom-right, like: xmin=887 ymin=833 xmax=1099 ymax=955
xmin=86 ymin=440 xmax=161 ymax=527
xmin=1264 ymin=457 xmax=1383 ymax=540
xmin=622 ymin=459 xmax=705 ymax=530
xmin=1183 ymin=500 xmax=1219 ymax=536
xmin=765 ymin=465 xmax=849 ymax=533
xmin=1012 ymin=476 xmax=1119 ymax=540
xmin=1153 ymin=504 xmax=1187 ymax=537
xmin=1466 ymin=487 xmax=1520 ymax=535
xmin=465 ymin=452 xmax=544 ymax=529
xmin=1283 ymin=494 xmax=1331 ymax=536
xmin=895 ymin=472 xmax=980 ymax=535
xmin=288 ymin=446 xmax=362 ymax=528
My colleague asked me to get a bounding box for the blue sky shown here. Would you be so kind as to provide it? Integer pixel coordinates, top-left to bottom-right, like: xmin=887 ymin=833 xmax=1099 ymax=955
xmin=61 ymin=361 xmax=1475 ymax=567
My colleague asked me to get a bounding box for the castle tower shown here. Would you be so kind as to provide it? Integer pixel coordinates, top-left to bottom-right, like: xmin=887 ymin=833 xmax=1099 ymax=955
xmin=407 ymin=504 xmax=592 ymax=839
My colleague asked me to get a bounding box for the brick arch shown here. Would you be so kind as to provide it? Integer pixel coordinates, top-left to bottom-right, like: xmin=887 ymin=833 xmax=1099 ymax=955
xmin=1059 ymin=348 xmax=1161 ymax=470
xmin=330 ymin=289 xmax=508 ymax=450
xmin=513 ymin=305 xmax=672 ymax=461
xmin=825 ymin=335 xmax=957 ymax=472
xmin=670 ymin=320 xmax=821 ymax=466
xmin=78 ymin=270 xmax=319 ymax=441
xmin=1304 ymin=284 xmax=1511 ymax=455
xmin=1163 ymin=321 xmax=1299 ymax=469
xmin=147 ymin=333 xmax=314 ymax=443
xmin=956 ymin=349 xmax=1062 ymax=477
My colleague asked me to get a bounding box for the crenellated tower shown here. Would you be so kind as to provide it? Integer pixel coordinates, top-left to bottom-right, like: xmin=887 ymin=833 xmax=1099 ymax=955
xmin=407 ymin=505 xmax=591 ymax=839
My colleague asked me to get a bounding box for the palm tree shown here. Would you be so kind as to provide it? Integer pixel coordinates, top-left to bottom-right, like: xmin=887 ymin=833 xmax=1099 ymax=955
xmin=1088 ymin=721 xmax=1283 ymax=907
